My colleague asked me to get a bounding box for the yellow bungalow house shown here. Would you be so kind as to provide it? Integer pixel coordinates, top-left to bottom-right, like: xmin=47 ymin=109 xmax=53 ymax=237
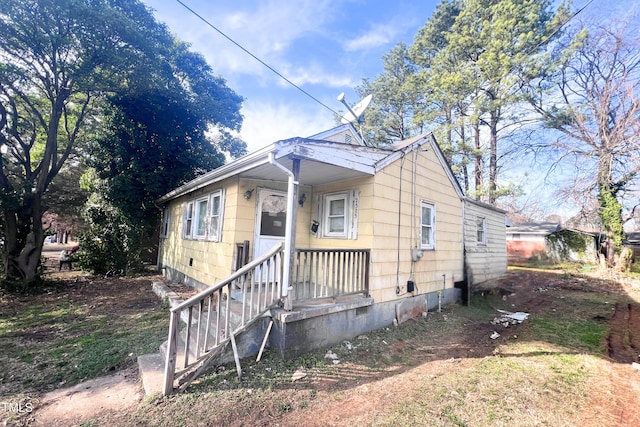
xmin=153 ymin=126 xmax=506 ymax=394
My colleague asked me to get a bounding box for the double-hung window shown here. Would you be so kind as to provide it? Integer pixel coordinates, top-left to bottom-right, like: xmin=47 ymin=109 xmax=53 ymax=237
xmin=420 ymin=201 xmax=436 ymax=250
xmin=208 ymin=190 xmax=223 ymax=241
xmin=476 ymin=216 xmax=486 ymax=245
xmin=194 ymin=197 xmax=209 ymax=238
xmin=183 ymin=190 xmax=224 ymax=241
xmin=184 ymin=202 xmax=194 ymax=238
xmin=317 ymin=190 xmax=359 ymax=239
xmin=160 ymin=208 xmax=170 ymax=238
xmin=325 ymin=193 xmax=347 ymax=237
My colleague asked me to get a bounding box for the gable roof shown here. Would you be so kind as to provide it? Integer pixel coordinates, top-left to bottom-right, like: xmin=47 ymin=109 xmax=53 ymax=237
xmin=157 ymin=132 xmax=464 ymax=204
xmin=308 ymin=124 xmax=365 ymax=145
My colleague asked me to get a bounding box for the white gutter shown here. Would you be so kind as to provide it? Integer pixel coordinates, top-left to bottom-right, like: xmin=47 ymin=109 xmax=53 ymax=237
xmin=156 ymin=143 xmax=276 ymax=204
xmin=268 ymin=153 xmax=296 ymax=308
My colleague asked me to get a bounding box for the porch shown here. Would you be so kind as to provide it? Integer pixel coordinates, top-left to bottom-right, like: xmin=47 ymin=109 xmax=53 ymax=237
xmin=158 ymin=244 xmax=371 ymax=395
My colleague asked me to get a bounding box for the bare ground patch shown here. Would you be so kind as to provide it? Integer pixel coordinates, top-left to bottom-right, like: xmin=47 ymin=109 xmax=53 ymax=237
xmin=2 ymin=267 xmax=640 ymax=426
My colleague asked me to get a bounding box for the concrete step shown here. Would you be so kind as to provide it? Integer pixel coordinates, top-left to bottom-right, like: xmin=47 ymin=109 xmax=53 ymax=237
xmin=137 ymin=353 xmax=165 ymax=395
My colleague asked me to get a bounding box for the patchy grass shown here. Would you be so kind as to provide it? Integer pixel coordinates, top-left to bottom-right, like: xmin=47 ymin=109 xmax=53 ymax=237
xmin=0 ymin=276 xmax=169 ymax=396
xmin=113 ymin=268 xmax=632 ymax=427
xmin=2 ymin=267 xmax=640 ymax=427
xmin=373 ymin=342 xmax=597 ymax=427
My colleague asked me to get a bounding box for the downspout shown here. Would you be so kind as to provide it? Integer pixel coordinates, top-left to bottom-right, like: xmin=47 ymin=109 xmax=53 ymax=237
xmin=154 ymin=202 xmax=165 ymax=275
xmin=269 ymin=153 xmax=297 ymax=310
xmin=462 ymin=198 xmax=466 ymax=279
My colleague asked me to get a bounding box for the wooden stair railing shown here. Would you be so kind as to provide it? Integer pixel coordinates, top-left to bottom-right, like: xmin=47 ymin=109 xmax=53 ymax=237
xmin=162 ymin=243 xmax=284 ymax=395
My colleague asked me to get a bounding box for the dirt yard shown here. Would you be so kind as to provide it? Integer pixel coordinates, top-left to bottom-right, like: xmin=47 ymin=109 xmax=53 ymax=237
xmin=2 ymin=264 xmax=640 ymax=426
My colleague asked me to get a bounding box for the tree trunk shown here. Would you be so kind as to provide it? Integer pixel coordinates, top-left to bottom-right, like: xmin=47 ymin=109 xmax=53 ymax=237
xmin=617 ymin=246 xmax=634 ymax=272
xmin=460 ymin=124 xmax=469 ymax=192
xmin=3 ymin=194 xmax=46 ymax=288
xmin=596 ymin=181 xmax=629 ymax=270
xmin=488 ymin=111 xmax=498 ymax=204
xmin=474 ymin=121 xmax=483 ymax=198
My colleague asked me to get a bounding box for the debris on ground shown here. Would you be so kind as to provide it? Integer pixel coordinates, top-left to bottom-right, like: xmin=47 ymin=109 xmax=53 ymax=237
xmin=291 ymin=368 xmax=307 ymax=382
xmin=324 ymin=350 xmax=338 ymax=360
xmin=490 ymin=331 xmax=500 ymax=340
xmin=491 ymin=309 xmax=530 ymax=327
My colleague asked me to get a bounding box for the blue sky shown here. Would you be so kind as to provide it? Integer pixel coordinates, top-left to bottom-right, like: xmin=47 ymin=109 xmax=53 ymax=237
xmin=143 ymin=0 xmax=442 ymax=153
xmin=142 ymin=0 xmax=638 ymax=220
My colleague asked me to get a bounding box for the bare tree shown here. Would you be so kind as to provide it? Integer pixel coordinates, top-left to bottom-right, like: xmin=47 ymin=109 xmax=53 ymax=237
xmin=527 ymin=21 xmax=640 ymax=268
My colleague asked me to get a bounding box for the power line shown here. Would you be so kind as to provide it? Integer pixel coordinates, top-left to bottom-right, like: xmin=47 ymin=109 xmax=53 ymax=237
xmin=175 ymin=0 xmax=342 ymax=117
xmin=481 ymin=0 xmax=595 ymax=107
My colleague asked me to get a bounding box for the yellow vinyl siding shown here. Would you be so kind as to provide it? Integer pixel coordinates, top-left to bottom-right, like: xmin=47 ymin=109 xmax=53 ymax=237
xmin=160 ymin=140 xmax=472 ymax=303
xmin=160 ymin=178 xmax=242 ymax=287
xmin=309 ymin=177 xmax=373 ymax=250
xmin=369 ymin=149 xmax=463 ymax=303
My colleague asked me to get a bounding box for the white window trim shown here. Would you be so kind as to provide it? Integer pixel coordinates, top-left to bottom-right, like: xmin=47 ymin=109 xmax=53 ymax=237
xmin=182 ymin=189 xmax=225 ymax=241
xmin=193 ymin=196 xmax=209 ymax=239
xmin=420 ymin=201 xmax=436 ymax=250
xmin=317 ymin=190 xmax=359 ymax=239
xmin=183 ymin=201 xmax=194 ymax=238
xmin=208 ymin=189 xmax=224 ymax=242
xmin=476 ymin=216 xmax=487 ymax=245
xmin=324 ymin=192 xmax=348 ymax=238
xmin=160 ymin=208 xmax=170 ymax=238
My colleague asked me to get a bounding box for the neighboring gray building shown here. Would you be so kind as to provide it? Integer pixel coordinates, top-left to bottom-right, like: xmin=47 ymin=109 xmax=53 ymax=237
xmin=463 ymin=198 xmax=507 ymax=290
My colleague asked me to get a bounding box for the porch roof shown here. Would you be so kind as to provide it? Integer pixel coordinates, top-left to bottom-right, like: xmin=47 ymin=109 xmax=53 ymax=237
xmin=157 ymin=132 xmax=454 ymax=204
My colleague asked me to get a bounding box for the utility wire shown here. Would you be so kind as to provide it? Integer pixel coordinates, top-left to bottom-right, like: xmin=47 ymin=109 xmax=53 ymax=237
xmin=458 ymin=0 xmax=595 ymax=129
xmin=175 ymin=0 xmax=342 ymax=117
xmin=504 ymin=0 xmax=594 ymax=97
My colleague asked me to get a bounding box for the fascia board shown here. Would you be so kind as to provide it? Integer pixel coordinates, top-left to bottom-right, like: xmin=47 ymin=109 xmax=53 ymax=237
xmin=429 ymin=134 xmax=465 ymax=200
xmin=156 ymin=144 xmax=276 ymax=204
xmin=286 ymin=144 xmax=381 ymax=175
xmin=464 ymin=197 xmax=507 ymax=214
xmin=373 ymin=134 xmax=430 ymax=171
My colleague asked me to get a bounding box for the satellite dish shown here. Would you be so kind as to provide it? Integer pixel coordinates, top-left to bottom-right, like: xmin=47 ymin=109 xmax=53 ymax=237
xmin=339 ymin=94 xmax=372 ymax=124
xmin=336 ymin=93 xmax=373 ymax=146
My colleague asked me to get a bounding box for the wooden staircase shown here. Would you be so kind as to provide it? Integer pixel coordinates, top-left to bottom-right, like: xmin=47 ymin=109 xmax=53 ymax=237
xmin=139 ymin=243 xmax=285 ymax=395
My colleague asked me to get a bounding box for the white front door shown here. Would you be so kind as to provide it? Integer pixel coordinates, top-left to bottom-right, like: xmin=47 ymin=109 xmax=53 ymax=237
xmin=254 ymin=189 xmax=287 ymax=279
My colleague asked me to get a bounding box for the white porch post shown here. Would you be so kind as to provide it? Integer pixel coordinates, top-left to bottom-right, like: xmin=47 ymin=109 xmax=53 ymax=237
xmin=268 ymin=153 xmax=299 ymax=310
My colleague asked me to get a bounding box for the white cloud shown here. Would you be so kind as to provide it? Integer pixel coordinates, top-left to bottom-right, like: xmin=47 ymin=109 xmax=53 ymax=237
xmin=148 ymin=0 xmax=340 ymax=79
xmin=281 ymin=63 xmax=359 ymax=88
xmin=239 ymin=99 xmax=336 ymax=153
xmin=343 ymin=22 xmax=399 ymax=51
